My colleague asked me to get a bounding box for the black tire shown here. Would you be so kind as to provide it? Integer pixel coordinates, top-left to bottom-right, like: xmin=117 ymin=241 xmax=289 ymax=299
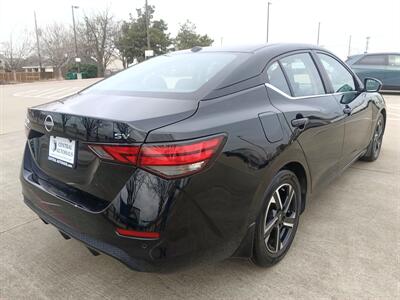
xmin=252 ymin=170 xmax=301 ymax=267
xmin=361 ymin=113 xmax=385 ymax=162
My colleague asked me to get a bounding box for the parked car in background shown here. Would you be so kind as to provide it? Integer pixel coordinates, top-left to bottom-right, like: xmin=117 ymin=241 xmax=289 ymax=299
xmin=346 ymin=53 xmax=400 ymax=91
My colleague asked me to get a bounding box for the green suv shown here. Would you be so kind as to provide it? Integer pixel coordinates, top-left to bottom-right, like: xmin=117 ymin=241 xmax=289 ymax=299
xmin=346 ymin=53 xmax=400 ymax=91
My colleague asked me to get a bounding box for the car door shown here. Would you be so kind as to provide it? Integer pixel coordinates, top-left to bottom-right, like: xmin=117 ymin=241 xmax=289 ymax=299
xmin=265 ymin=52 xmax=344 ymax=191
xmin=315 ymin=52 xmax=373 ymax=168
xmin=351 ymin=54 xmax=387 ymax=84
xmin=386 ymin=54 xmax=400 ymax=90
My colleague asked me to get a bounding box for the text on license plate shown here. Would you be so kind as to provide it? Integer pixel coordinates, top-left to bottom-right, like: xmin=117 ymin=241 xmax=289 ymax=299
xmin=48 ymin=136 xmax=76 ymax=168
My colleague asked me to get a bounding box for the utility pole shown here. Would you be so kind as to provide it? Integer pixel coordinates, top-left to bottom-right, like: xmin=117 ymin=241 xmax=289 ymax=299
xmin=317 ymin=22 xmax=321 ymax=46
xmin=34 ymin=11 xmax=42 ymax=76
xmin=266 ymin=2 xmax=271 ymax=43
xmin=365 ymin=36 xmax=370 ymax=53
xmin=347 ymin=35 xmax=352 ymax=57
xmin=10 ymin=34 xmax=13 ymax=69
xmin=71 ymin=5 xmax=81 ymax=78
xmin=145 ymin=0 xmax=150 ymax=49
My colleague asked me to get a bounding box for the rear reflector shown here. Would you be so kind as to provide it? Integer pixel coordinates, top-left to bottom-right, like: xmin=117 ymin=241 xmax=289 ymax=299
xmin=116 ymin=228 xmax=160 ymax=239
xmin=89 ymin=135 xmax=225 ymax=178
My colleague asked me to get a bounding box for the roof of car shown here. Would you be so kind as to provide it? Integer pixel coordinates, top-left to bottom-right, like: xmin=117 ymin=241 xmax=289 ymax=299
xmin=171 ymin=43 xmax=339 ymax=100
xmin=346 ymin=52 xmax=400 ymax=64
xmin=175 ymin=43 xmax=327 ymax=54
xmin=352 ymin=52 xmax=400 ymax=56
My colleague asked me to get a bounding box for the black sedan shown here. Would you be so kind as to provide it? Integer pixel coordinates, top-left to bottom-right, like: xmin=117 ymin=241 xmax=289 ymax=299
xmin=21 ymin=44 xmax=386 ymax=272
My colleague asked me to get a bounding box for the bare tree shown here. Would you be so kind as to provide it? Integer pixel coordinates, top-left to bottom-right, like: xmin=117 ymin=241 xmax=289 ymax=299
xmin=1 ymin=31 xmax=33 ymax=72
xmin=80 ymin=9 xmax=119 ymax=77
xmin=41 ymin=23 xmax=74 ymax=79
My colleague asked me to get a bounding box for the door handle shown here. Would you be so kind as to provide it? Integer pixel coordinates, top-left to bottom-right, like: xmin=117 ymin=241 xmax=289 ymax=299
xmin=291 ymin=117 xmax=309 ymax=129
xmin=343 ymin=106 xmax=352 ymax=115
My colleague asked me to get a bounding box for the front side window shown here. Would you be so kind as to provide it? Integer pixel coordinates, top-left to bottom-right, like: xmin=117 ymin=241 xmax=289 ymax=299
xmin=317 ymin=53 xmax=356 ymax=93
xmin=280 ymin=53 xmax=325 ymax=97
xmin=356 ymin=54 xmax=386 ymax=66
xmin=388 ymin=55 xmax=400 ymax=66
xmin=266 ymin=62 xmax=291 ymax=95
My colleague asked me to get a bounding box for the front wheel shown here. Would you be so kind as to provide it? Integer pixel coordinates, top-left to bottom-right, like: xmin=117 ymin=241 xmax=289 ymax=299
xmin=252 ymin=170 xmax=301 ymax=267
xmin=361 ymin=113 xmax=385 ymax=162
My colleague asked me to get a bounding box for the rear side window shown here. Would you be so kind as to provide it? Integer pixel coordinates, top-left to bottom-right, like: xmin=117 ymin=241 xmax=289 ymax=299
xmin=356 ymin=55 xmax=386 ymax=66
xmin=280 ymin=53 xmax=325 ymax=97
xmin=266 ymin=62 xmax=291 ymax=95
xmin=317 ymin=53 xmax=355 ymax=93
xmin=388 ymin=55 xmax=400 ymax=66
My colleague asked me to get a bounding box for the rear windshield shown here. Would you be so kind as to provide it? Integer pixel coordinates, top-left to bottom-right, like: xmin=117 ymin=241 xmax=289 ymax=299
xmin=87 ymin=53 xmax=237 ymax=94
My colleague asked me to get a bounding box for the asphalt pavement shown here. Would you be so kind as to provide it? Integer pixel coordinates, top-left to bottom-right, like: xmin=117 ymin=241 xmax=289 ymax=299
xmin=0 ymin=80 xmax=399 ymax=299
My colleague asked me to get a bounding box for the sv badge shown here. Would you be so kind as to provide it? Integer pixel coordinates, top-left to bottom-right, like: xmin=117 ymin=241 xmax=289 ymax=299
xmin=114 ymin=132 xmax=130 ymax=140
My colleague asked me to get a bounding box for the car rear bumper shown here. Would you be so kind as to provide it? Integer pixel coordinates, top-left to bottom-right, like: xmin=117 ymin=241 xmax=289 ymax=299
xmin=20 ymin=143 xmax=253 ymax=272
xmin=23 ymin=196 xmax=159 ymax=271
xmin=21 ymin=169 xmax=162 ymax=272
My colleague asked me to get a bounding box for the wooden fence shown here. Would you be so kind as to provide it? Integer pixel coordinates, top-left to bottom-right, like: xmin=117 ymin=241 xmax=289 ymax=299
xmin=0 ymin=72 xmax=54 ymax=83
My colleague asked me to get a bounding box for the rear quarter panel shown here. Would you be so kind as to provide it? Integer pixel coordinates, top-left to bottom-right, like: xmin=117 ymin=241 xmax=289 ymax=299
xmin=145 ymin=85 xmax=311 ymax=258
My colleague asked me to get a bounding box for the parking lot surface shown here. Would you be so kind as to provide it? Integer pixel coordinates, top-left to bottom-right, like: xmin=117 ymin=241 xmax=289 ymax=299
xmin=0 ymin=81 xmax=399 ymax=299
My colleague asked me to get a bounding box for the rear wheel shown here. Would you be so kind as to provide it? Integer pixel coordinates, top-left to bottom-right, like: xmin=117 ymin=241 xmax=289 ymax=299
xmin=252 ymin=170 xmax=301 ymax=267
xmin=361 ymin=113 xmax=385 ymax=162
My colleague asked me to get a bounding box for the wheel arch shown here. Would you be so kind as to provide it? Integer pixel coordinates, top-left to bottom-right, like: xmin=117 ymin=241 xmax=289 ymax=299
xmin=232 ymin=155 xmax=310 ymax=259
xmin=380 ymin=108 xmax=386 ymax=127
xmin=280 ymin=161 xmax=308 ymax=213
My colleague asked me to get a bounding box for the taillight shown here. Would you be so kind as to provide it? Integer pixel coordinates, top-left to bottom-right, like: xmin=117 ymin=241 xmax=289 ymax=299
xmin=88 ymin=144 xmax=140 ymax=164
xmin=116 ymin=228 xmax=160 ymax=239
xmin=88 ymin=135 xmax=225 ymax=178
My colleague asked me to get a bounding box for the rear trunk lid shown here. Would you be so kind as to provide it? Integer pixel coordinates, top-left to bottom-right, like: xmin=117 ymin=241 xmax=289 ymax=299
xmin=25 ymin=92 xmax=198 ymax=209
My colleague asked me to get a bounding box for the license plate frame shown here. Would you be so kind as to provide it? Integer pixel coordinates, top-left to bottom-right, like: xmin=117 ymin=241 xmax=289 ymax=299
xmin=48 ymin=136 xmax=77 ymax=168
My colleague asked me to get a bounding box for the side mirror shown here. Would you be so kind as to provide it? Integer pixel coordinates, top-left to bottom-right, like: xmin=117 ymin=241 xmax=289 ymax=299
xmin=364 ymin=78 xmax=382 ymax=92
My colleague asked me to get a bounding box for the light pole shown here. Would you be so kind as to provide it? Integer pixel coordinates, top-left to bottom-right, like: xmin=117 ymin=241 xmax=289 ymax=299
xmin=266 ymin=2 xmax=272 ymax=43
xmin=71 ymin=5 xmax=81 ymax=78
xmin=365 ymin=36 xmax=370 ymax=53
xmin=145 ymin=0 xmax=150 ymax=49
xmin=34 ymin=11 xmax=42 ymax=77
xmin=348 ymin=35 xmax=352 ymax=57
xmin=317 ymin=22 xmax=321 ymax=46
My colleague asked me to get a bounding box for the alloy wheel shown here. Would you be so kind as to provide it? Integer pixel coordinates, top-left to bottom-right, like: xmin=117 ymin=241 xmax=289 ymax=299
xmin=263 ymin=183 xmax=298 ymax=254
xmin=373 ymin=118 xmax=384 ymax=156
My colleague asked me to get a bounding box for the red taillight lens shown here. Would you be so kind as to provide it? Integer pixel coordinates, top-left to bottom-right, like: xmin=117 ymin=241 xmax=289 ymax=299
xmin=139 ymin=135 xmax=224 ymax=178
xmin=88 ymin=144 xmax=140 ymax=164
xmin=89 ymin=135 xmax=225 ymax=178
xmin=116 ymin=228 xmax=160 ymax=239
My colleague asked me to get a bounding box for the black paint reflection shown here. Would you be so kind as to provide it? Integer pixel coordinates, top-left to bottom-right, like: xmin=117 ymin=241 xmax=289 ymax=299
xmin=27 ymin=109 xmax=144 ymax=143
xmin=105 ymin=170 xmax=188 ymax=232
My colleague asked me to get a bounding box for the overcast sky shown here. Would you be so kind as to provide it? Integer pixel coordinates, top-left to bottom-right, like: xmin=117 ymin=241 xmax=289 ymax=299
xmin=0 ymin=0 xmax=399 ymax=59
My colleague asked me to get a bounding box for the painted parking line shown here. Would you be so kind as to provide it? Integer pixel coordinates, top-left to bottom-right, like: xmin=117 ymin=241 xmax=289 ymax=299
xmin=12 ymin=89 xmax=40 ymax=97
xmin=42 ymin=87 xmax=82 ymax=99
xmin=12 ymin=86 xmax=84 ymax=99
xmin=32 ymin=87 xmax=71 ymax=98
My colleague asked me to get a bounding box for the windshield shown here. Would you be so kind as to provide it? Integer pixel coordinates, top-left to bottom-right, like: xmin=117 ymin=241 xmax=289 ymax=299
xmin=86 ymin=53 xmax=237 ymax=94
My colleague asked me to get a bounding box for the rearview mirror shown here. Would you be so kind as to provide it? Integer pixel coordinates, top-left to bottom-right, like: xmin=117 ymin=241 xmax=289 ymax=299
xmin=364 ymin=78 xmax=382 ymax=92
